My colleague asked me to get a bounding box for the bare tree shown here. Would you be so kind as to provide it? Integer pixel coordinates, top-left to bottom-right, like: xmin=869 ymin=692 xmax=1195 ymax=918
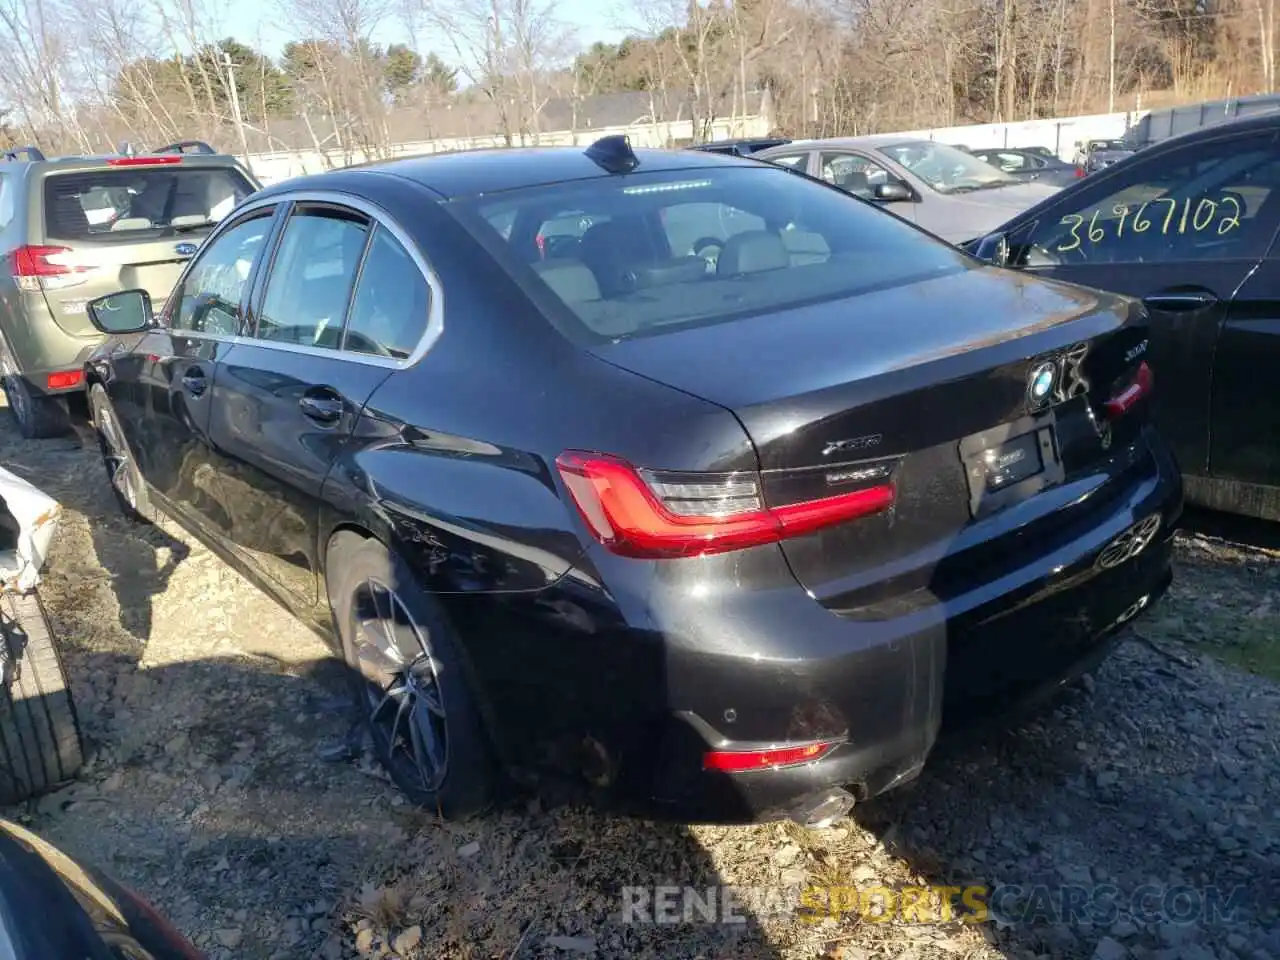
xmin=277 ymin=0 xmax=393 ymax=158
xmin=411 ymin=0 xmax=566 ymax=145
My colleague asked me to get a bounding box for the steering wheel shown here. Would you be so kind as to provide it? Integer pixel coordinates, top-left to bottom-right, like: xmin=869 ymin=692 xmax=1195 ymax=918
xmin=343 ymin=329 xmax=397 ymax=359
xmin=691 ymin=236 xmax=724 ymax=271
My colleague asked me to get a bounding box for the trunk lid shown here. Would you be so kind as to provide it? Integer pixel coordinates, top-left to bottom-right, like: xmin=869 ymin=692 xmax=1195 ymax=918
xmin=589 ymin=267 xmax=1153 ymax=609
xmin=36 ymin=240 xmax=200 ymax=337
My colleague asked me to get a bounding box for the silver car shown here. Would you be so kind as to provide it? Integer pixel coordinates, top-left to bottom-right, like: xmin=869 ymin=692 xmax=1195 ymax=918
xmin=756 ymin=136 xmax=1062 ymax=244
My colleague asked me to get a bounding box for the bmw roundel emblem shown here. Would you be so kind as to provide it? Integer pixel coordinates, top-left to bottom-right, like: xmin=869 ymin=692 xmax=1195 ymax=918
xmin=175 ymin=242 xmax=198 ymax=257
xmin=1028 ymin=362 xmax=1056 ymax=405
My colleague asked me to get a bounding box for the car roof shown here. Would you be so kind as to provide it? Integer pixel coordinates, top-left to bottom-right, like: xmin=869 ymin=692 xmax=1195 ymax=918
xmin=759 ymin=133 xmax=945 ymax=153
xmin=691 ymin=137 xmax=789 ymax=149
xmin=257 ymin=144 xmax=763 ymax=202
xmin=1103 ymin=108 xmax=1280 ymax=157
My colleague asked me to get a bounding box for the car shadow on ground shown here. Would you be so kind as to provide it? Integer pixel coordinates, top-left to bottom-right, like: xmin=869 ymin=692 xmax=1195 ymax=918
xmin=2 ymin=423 xmax=190 ymax=648
xmin=849 ymin=642 xmax=1276 ymax=960
xmin=11 ymin=651 xmax=788 ymax=960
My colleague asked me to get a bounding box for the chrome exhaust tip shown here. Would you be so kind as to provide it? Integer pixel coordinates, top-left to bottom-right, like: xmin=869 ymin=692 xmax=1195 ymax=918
xmin=791 ymin=788 xmax=856 ymax=829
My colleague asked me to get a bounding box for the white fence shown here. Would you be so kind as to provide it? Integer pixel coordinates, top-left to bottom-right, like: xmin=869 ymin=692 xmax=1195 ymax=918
xmin=246 ymin=114 xmax=772 ymax=185
xmin=243 ymin=107 xmax=1158 ymax=185
xmin=890 ymin=110 xmax=1147 ymax=160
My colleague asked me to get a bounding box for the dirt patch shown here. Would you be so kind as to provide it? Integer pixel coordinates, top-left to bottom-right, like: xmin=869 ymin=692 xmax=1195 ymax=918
xmin=1 ymin=407 xmax=1277 ymax=960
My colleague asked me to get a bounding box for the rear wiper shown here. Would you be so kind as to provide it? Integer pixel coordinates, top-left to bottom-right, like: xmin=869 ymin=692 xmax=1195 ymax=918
xmin=170 ymin=220 xmax=216 ymax=232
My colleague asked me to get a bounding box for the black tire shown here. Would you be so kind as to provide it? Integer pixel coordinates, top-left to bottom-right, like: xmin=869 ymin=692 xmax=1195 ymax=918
xmin=88 ymin=384 xmax=153 ymax=524
xmin=2 ymin=376 xmax=70 ymax=440
xmin=327 ymin=531 xmax=494 ymax=819
xmin=0 ymin=590 xmax=84 ymax=805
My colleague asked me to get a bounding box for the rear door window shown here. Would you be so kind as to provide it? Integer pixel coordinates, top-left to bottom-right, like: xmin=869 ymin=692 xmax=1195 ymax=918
xmin=343 ymin=225 xmax=430 ymax=359
xmin=254 ymin=206 xmax=370 ymax=349
xmin=43 ymin=165 xmax=254 ymax=242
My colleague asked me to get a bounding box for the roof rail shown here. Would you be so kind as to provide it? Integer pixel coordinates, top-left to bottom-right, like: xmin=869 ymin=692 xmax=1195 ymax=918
xmin=151 ymin=140 xmax=217 ymax=156
xmin=3 ymin=146 xmax=46 ymax=163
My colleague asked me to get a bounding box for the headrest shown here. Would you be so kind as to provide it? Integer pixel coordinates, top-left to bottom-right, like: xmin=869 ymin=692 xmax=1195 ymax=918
xmin=718 ymin=230 xmax=790 ymax=275
xmin=840 ymin=170 xmax=870 ymax=194
xmin=532 ymin=259 xmax=601 ymax=303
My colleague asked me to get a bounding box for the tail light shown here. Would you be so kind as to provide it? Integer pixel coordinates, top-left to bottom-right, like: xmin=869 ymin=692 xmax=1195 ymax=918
xmin=10 ymin=245 xmax=94 ymax=292
xmin=1104 ymin=361 xmax=1153 ymax=419
xmin=555 ymin=452 xmax=896 ymax=559
xmin=704 ymin=740 xmax=839 ymax=772
xmin=46 ymin=370 xmax=83 ymax=390
xmin=106 ymin=156 xmax=183 ymax=166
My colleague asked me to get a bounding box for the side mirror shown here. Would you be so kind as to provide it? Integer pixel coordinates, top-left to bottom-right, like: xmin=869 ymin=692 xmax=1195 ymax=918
xmin=87 ymin=289 xmax=153 ymax=335
xmin=972 ymin=232 xmax=1011 ymax=266
xmin=873 ymin=181 xmax=913 ymax=202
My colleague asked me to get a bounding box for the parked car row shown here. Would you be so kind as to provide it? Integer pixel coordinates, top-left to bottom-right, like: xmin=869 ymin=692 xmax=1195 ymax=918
xmin=752 ymin=136 xmax=1064 ymax=243
xmin=1 ymin=111 xmax=1276 ymax=832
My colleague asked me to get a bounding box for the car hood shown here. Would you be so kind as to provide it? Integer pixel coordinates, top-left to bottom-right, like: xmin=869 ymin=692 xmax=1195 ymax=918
xmin=954 ymin=180 xmax=1063 ymax=208
xmin=929 ymin=181 xmax=1062 ymax=243
xmin=1092 ymin=150 xmax=1134 ymax=163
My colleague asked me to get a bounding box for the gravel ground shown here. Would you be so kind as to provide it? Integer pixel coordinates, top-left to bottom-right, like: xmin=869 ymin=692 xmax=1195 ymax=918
xmin=0 ymin=404 xmax=1277 ymax=960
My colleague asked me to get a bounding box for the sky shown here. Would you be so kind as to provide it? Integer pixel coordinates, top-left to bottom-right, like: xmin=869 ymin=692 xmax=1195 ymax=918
xmin=220 ymin=0 xmax=635 ymax=66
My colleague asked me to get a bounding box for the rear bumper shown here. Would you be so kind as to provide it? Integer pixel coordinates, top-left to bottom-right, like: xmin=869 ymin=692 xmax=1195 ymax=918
xmin=463 ymin=430 xmax=1182 ymax=824
xmin=0 ymin=303 xmax=101 ymax=395
xmin=643 ymin=431 xmax=1180 ymax=823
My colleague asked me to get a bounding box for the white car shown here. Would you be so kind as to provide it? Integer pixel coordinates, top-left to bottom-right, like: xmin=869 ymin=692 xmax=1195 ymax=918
xmin=756 ymin=136 xmax=1064 ymax=245
xmin=0 ymin=464 xmax=83 ymax=803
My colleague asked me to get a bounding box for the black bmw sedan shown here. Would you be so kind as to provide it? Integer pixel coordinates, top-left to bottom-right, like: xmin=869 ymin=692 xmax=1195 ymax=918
xmin=81 ymin=136 xmax=1182 ymax=826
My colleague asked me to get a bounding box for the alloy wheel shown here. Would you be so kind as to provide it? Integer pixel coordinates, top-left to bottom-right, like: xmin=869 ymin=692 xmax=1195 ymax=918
xmin=352 ymin=577 xmax=448 ymax=793
xmin=96 ymin=402 xmax=140 ymax=511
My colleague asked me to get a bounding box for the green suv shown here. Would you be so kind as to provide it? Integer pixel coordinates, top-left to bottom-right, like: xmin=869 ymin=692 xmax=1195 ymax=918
xmin=0 ymin=140 xmax=261 ymax=437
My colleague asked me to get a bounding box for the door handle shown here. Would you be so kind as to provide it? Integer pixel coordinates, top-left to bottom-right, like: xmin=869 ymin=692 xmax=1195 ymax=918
xmin=1144 ymin=291 xmax=1218 ymax=311
xmin=299 ymin=389 xmax=344 ymax=425
xmin=181 ymin=368 xmax=207 ymax=396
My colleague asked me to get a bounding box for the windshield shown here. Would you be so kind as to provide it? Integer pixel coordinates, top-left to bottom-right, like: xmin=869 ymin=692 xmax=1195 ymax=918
xmin=1090 ymin=140 xmax=1129 ymax=152
xmin=43 ymin=166 xmax=254 ymax=242
xmin=876 ymin=140 xmax=1019 ymax=193
xmin=451 ymin=165 xmax=972 ymax=344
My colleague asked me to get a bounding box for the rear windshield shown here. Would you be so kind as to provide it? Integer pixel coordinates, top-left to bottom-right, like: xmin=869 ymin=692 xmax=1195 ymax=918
xmin=43 ymin=165 xmax=255 ymax=242
xmin=451 ymin=165 xmax=971 ymax=343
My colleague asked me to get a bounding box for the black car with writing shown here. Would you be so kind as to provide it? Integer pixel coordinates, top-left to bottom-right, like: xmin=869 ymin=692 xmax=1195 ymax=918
xmin=969 ymin=112 xmax=1280 ymax=522
xmin=0 ymin=817 xmax=203 ymax=958
xmin=80 ymin=136 xmax=1180 ymax=826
